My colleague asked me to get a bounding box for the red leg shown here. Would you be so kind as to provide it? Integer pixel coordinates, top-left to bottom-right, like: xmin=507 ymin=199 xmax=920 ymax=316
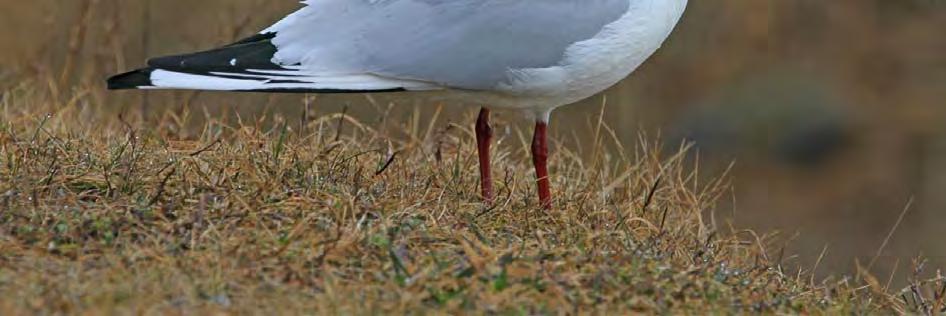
xmin=475 ymin=107 xmax=494 ymax=203
xmin=532 ymin=121 xmax=552 ymax=209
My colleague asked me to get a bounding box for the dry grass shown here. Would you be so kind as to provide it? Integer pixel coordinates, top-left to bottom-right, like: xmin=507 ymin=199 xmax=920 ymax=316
xmin=4 ymin=0 xmax=946 ymax=287
xmin=1 ymin=80 xmax=943 ymax=314
xmin=0 ymin=1 xmax=943 ymax=313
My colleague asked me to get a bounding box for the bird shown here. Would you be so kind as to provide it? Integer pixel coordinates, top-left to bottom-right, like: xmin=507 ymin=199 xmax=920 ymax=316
xmin=108 ymin=0 xmax=689 ymax=209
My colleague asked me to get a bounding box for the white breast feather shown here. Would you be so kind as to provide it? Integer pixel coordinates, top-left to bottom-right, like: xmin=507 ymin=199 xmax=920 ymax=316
xmin=494 ymin=0 xmax=688 ymax=115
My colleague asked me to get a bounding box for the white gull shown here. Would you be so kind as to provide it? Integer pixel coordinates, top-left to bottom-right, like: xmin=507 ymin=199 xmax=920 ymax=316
xmin=109 ymin=0 xmax=689 ymax=208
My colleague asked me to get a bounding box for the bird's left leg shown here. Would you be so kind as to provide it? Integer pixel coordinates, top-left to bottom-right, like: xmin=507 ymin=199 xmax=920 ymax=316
xmin=531 ymin=119 xmax=552 ymax=209
xmin=475 ymin=107 xmax=495 ymax=203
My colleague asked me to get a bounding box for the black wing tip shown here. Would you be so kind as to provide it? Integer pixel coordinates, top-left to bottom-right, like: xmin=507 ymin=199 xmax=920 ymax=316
xmin=146 ymin=32 xmax=281 ymax=72
xmin=107 ymin=68 xmax=154 ymax=90
xmin=108 ymin=32 xmax=283 ymax=91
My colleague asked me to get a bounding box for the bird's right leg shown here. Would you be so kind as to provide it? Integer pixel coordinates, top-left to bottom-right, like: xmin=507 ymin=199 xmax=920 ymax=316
xmin=475 ymin=107 xmax=495 ymax=203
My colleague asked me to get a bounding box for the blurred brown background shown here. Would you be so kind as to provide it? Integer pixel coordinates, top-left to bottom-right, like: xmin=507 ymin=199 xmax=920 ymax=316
xmin=1 ymin=0 xmax=944 ymax=283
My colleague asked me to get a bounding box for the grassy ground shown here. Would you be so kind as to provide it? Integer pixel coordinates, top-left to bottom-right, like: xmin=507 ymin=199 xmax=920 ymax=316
xmin=0 ymin=81 xmax=943 ymax=314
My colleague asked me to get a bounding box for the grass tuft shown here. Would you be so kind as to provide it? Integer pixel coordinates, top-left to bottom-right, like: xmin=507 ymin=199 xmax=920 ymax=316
xmin=0 ymin=83 xmax=940 ymax=314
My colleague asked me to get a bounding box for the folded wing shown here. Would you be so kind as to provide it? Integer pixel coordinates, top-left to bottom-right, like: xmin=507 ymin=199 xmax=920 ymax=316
xmin=109 ymin=0 xmax=630 ymax=93
xmin=266 ymin=0 xmax=630 ymax=90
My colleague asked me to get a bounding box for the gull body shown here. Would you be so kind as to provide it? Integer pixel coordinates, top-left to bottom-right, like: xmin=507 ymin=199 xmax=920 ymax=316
xmin=109 ymin=0 xmax=689 ymax=208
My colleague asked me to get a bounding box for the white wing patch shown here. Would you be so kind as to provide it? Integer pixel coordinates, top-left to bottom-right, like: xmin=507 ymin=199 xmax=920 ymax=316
xmin=146 ymin=69 xmax=440 ymax=92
